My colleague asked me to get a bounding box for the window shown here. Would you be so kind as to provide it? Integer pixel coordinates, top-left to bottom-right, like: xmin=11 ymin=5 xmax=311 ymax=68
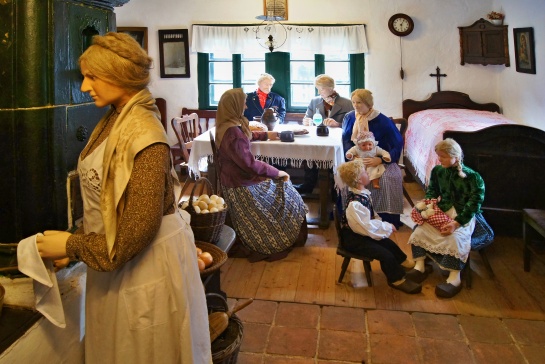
xmin=197 ymin=52 xmax=364 ymax=110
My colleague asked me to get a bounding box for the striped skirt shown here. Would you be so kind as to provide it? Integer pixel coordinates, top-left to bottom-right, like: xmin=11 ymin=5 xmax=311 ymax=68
xmin=368 ymin=163 xmax=403 ymax=215
xmin=223 ymin=179 xmax=307 ymax=255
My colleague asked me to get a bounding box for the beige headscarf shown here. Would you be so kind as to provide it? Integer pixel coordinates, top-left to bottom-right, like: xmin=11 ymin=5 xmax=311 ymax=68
xmin=351 ymin=108 xmax=379 ymax=144
xmin=98 ymin=88 xmax=167 ymax=260
xmin=215 ymin=88 xmax=251 ymax=148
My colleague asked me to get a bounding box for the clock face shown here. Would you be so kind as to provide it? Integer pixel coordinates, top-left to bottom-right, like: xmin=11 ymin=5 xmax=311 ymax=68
xmin=388 ymin=13 xmax=414 ymax=37
xmin=393 ymin=18 xmax=410 ymax=32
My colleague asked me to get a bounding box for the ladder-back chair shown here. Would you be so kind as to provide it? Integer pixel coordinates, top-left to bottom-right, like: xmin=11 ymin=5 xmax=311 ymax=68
xmin=171 ymin=113 xmax=207 ymax=198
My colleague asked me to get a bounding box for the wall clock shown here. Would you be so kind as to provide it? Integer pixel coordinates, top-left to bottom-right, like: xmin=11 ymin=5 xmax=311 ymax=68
xmin=388 ymin=13 xmax=414 ymax=37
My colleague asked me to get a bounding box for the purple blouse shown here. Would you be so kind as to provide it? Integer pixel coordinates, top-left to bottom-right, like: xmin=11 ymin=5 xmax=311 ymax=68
xmin=217 ymin=127 xmax=279 ymax=188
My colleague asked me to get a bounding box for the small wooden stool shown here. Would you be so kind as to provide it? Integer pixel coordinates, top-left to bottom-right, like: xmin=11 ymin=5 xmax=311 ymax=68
xmin=523 ymin=209 xmax=545 ymax=272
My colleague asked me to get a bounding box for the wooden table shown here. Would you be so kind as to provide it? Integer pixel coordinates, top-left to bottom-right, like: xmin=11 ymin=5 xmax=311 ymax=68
xmin=523 ymin=208 xmax=545 ymax=272
xmin=188 ymin=126 xmax=345 ymax=228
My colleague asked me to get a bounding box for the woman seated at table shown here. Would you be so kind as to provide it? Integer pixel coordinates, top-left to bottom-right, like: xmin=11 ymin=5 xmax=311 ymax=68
xmin=296 ymin=74 xmax=353 ymax=194
xmin=244 ymin=73 xmax=286 ymax=123
xmin=215 ymin=88 xmax=308 ymax=262
xmin=341 ymin=89 xmax=404 ymax=228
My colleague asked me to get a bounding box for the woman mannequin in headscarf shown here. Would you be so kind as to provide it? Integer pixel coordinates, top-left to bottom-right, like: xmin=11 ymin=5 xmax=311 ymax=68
xmin=36 ymin=32 xmax=211 ymax=364
xmin=341 ymin=89 xmax=404 ymax=228
xmin=215 ymin=88 xmax=308 ymax=262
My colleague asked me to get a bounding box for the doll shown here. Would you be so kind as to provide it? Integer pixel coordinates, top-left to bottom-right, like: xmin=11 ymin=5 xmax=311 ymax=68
xmin=411 ymin=198 xmax=454 ymax=231
xmin=345 ymin=131 xmax=391 ymax=189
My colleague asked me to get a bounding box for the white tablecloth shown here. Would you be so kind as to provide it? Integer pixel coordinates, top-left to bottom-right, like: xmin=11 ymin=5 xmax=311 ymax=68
xmin=187 ymin=126 xmax=345 ymax=180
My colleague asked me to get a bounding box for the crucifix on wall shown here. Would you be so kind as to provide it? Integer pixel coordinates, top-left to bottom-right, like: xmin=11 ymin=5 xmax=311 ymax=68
xmin=429 ymin=67 xmax=447 ymax=92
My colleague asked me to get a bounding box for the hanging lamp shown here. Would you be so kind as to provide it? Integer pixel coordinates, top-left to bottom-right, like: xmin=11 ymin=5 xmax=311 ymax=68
xmin=254 ymin=0 xmax=287 ymax=52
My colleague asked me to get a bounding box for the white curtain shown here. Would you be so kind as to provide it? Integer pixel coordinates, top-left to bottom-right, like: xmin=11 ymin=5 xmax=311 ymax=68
xmin=192 ymin=24 xmax=368 ymax=54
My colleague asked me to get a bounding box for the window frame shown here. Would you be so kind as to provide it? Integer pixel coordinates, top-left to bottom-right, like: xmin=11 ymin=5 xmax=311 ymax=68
xmin=198 ymin=51 xmax=365 ymax=111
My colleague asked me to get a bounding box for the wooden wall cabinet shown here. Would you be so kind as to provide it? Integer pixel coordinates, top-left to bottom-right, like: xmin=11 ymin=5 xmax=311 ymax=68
xmin=459 ymin=18 xmax=510 ymax=66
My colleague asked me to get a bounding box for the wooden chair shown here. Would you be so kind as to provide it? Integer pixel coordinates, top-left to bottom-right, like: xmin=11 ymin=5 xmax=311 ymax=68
xmin=284 ymin=112 xmax=305 ymax=125
xmin=171 ymin=113 xmax=207 ymax=197
xmin=333 ymin=205 xmax=374 ymax=286
xmin=391 ymin=117 xmax=414 ymax=207
xmin=208 ymin=132 xmax=223 ymax=197
xmin=156 ymin=97 xmax=184 ymax=165
xmin=181 ymin=108 xmax=216 ymax=133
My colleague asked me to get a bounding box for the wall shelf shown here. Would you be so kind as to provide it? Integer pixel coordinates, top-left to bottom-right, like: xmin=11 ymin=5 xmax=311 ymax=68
xmin=459 ymin=18 xmax=510 ymax=66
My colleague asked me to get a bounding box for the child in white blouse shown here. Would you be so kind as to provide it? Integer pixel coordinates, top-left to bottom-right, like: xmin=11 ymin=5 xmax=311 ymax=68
xmin=337 ymin=159 xmax=420 ymax=294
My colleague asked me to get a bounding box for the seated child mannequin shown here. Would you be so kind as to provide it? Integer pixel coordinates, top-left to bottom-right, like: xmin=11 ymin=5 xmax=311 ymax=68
xmin=345 ymin=131 xmax=391 ymax=189
xmin=337 ymin=159 xmax=421 ymax=294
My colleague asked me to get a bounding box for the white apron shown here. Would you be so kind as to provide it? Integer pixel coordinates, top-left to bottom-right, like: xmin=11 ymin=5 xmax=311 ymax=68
xmin=78 ymin=140 xmax=212 ymax=364
xmin=408 ymin=207 xmax=475 ymax=265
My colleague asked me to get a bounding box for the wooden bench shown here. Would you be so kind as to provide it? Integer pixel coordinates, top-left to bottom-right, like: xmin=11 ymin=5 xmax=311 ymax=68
xmin=181 ymin=108 xmax=305 ymax=128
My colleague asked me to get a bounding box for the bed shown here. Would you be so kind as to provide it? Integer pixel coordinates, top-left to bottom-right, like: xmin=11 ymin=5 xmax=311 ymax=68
xmin=402 ymin=91 xmax=545 ymax=236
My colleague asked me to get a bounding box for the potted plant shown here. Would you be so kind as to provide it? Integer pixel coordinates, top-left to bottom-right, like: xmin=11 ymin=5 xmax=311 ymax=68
xmin=487 ymin=11 xmax=505 ymax=25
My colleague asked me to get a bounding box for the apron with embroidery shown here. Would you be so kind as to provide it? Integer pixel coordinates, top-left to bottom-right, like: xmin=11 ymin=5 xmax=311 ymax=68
xmin=78 ymin=139 xmax=211 ymax=364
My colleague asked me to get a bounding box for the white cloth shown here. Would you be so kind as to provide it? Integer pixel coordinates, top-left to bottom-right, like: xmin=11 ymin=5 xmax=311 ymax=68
xmin=188 ymin=127 xmax=345 ymax=185
xmin=346 ymin=199 xmax=394 ymax=240
xmin=192 ymin=24 xmax=368 ymax=55
xmin=79 ymin=128 xmax=211 ymax=363
xmin=17 ymin=234 xmax=66 ymax=328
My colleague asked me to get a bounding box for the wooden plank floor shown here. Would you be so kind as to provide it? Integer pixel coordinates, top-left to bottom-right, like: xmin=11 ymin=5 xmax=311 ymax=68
xmin=183 ymin=176 xmax=545 ymax=320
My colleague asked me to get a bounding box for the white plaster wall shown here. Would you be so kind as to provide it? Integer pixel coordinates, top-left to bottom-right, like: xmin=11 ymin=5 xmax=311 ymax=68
xmin=115 ymin=0 xmax=544 ymax=132
xmin=494 ymin=0 xmax=545 ymax=129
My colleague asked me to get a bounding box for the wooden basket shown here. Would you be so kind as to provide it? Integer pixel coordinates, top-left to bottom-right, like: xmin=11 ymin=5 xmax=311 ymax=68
xmin=196 ymin=241 xmax=228 ymax=277
xmin=206 ymin=293 xmax=244 ymax=364
xmin=185 ymin=178 xmax=227 ymax=244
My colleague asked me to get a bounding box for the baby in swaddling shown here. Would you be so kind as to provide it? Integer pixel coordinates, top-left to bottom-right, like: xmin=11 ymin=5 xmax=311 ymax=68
xmin=345 ymin=131 xmax=391 ymax=189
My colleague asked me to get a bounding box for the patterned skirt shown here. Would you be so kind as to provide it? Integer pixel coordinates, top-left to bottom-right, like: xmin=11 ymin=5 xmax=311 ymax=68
xmin=368 ymin=163 xmax=403 ymax=215
xmin=223 ymin=179 xmax=307 ymax=255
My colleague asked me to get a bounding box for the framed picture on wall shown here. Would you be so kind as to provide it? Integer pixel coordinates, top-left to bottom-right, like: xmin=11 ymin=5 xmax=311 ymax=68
xmin=158 ymin=29 xmax=190 ymax=78
xmin=513 ymin=27 xmax=536 ymax=74
xmin=117 ymin=27 xmax=148 ymax=52
xmin=263 ymin=0 xmax=288 ymax=20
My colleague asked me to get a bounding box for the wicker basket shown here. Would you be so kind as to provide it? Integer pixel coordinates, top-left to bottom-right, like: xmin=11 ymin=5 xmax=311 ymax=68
xmin=206 ymin=293 xmax=244 ymax=364
xmin=185 ymin=178 xmax=227 ymax=244
xmin=196 ymin=241 xmax=228 ymax=277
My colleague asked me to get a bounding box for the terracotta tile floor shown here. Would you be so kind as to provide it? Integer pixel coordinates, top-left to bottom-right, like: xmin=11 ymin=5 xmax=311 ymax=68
xmin=223 ymin=299 xmax=545 ymax=364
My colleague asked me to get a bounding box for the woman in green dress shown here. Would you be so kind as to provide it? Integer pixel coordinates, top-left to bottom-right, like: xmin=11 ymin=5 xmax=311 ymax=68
xmin=406 ymin=138 xmax=485 ymax=298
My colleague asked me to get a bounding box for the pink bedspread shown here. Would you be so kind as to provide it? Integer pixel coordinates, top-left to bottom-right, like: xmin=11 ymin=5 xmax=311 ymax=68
xmin=405 ymin=109 xmax=514 ymax=186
